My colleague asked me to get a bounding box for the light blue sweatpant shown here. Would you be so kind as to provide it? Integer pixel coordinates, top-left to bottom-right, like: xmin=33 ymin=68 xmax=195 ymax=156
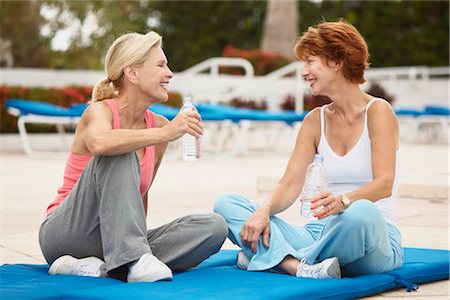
xmin=214 ymin=194 xmax=404 ymax=277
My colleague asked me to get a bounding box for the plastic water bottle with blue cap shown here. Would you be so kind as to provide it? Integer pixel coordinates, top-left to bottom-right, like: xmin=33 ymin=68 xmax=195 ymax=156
xmin=180 ymin=96 xmax=200 ymax=161
xmin=300 ymin=154 xmax=327 ymax=219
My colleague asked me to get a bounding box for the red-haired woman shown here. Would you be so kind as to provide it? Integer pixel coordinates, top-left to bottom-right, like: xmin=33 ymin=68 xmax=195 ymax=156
xmin=215 ymin=20 xmax=403 ymax=278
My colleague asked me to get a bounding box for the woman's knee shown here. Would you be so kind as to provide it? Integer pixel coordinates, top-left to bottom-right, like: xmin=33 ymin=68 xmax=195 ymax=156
xmin=342 ymin=200 xmax=383 ymax=229
xmin=95 ymin=152 xmax=139 ymax=174
xmin=208 ymin=213 xmax=229 ymax=242
xmin=213 ymin=193 xmax=248 ymax=216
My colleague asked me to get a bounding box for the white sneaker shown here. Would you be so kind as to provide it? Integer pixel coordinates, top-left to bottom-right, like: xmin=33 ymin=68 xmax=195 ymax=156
xmin=48 ymin=255 xmax=104 ymax=277
xmin=236 ymin=250 xmax=250 ymax=270
xmin=296 ymin=257 xmax=341 ymax=279
xmin=127 ymin=253 xmax=173 ymax=282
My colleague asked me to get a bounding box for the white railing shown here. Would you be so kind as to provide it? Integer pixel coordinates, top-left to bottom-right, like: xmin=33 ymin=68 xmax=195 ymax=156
xmin=168 ymin=57 xmax=255 ymax=103
xmin=177 ymin=57 xmax=254 ymax=78
xmin=427 ymin=66 xmax=450 ymax=77
xmin=220 ymin=61 xmax=306 ymax=112
xmin=1 ymin=62 xmax=448 ymax=110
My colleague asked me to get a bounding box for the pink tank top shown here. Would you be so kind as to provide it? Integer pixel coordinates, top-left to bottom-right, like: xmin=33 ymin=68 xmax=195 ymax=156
xmin=46 ymin=99 xmax=155 ymax=215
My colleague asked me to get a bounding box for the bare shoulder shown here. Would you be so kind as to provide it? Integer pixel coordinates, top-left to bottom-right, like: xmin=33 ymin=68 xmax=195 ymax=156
xmin=302 ymin=106 xmax=322 ymax=128
xmin=296 ymin=106 xmax=322 ymax=147
xmin=82 ymin=101 xmax=112 ymax=122
xmin=367 ymin=98 xmax=399 ymax=141
xmin=368 ymin=98 xmax=396 ymax=117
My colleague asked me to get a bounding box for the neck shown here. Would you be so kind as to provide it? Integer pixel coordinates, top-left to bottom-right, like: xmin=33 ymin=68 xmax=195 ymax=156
xmin=115 ymin=89 xmax=149 ymax=127
xmin=326 ymin=81 xmax=370 ymax=115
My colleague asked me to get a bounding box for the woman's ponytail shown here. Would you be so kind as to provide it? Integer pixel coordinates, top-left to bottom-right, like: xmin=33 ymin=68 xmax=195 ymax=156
xmin=91 ymin=78 xmax=115 ymax=102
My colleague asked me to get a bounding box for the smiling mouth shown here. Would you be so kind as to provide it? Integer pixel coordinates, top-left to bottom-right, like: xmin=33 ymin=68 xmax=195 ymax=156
xmin=160 ymin=83 xmax=169 ymax=90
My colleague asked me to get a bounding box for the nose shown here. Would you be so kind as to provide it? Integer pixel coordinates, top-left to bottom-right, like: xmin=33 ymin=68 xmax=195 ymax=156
xmin=166 ymin=66 xmax=174 ymax=78
xmin=301 ymin=67 xmax=309 ymax=79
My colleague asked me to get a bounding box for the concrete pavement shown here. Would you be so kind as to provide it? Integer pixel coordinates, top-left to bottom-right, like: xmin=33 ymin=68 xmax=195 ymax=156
xmin=1 ymin=138 xmax=449 ymax=299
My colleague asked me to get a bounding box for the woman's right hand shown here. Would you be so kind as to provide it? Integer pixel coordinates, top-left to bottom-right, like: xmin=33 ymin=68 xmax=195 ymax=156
xmin=163 ymin=110 xmax=203 ymax=141
xmin=241 ymin=206 xmax=271 ymax=253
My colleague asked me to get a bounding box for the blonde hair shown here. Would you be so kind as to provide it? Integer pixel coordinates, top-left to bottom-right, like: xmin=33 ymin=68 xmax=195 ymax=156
xmin=91 ymin=31 xmax=162 ymax=101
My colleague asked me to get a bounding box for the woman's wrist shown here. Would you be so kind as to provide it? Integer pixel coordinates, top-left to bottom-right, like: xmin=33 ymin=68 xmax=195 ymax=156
xmin=259 ymin=204 xmax=272 ymax=216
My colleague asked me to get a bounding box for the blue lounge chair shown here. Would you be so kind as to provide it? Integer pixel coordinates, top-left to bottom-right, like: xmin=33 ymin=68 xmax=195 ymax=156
xmin=5 ymin=100 xmax=184 ymax=156
xmin=5 ymin=99 xmax=233 ymax=156
xmin=395 ymin=105 xmax=449 ymax=143
xmin=5 ymin=99 xmax=87 ymax=156
xmin=416 ymin=104 xmax=449 ymax=143
xmin=196 ymin=104 xmax=307 ymax=154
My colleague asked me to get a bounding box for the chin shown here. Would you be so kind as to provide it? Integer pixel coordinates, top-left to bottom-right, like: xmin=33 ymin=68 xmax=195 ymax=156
xmin=155 ymin=93 xmax=169 ymax=103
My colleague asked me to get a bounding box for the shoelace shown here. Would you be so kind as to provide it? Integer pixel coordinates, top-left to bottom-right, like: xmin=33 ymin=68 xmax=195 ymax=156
xmin=77 ymin=263 xmax=100 ymax=276
xmin=298 ymin=258 xmax=323 ymax=279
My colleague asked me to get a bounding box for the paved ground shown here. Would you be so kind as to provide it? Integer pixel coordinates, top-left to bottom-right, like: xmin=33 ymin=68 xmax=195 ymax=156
xmin=1 ymin=137 xmax=449 ymax=299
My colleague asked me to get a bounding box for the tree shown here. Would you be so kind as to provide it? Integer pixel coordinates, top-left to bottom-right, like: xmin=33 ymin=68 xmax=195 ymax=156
xmin=150 ymin=1 xmax=267 ymax=71
xmin=29 ymin=0 xmax=267 ymax=71
xmin=0 ymin=1 xmax=50 ymax=67
xmin=261 ymin=0 xmax=298 ymax=60
xmin=297 ymin=0 xmax=449 ymax=67
xmin=1 ymin=0 xmax=448 ymax=70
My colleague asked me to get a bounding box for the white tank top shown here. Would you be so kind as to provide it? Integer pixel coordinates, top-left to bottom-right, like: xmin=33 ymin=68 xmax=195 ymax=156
xmin=317 ymin=98 xmax=399 ymax=224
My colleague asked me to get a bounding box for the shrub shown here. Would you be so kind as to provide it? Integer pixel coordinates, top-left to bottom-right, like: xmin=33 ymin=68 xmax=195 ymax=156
xmin=280 ymin=94 xmax=296 ymax=111
xmin=220 ymin=44 xmax=292 ymax=76
xmin=365 ymin=82 xmax=395 ymax=104
xmin=280 ymin=93 xmax=331 ymax=111
xmin=229 ymin=97 xmax=267 ymax=110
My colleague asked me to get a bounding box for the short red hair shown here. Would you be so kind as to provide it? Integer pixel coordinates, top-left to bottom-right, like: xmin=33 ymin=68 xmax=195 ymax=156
xmin=294 ymin=20 xmax=369 ymax=84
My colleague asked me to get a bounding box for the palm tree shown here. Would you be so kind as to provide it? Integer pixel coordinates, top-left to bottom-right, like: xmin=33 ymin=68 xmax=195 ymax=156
xmin=261 ymin=0 xmax=298 ymax=60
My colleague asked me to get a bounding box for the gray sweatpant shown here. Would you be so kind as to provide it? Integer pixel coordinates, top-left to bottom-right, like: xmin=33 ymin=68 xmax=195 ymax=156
xmin=39 ymin=152 xmax=227 ymax=274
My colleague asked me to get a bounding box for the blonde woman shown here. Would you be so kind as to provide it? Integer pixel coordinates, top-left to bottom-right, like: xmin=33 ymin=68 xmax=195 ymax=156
xmin=39 ymin=31 xmax=227 ymax=282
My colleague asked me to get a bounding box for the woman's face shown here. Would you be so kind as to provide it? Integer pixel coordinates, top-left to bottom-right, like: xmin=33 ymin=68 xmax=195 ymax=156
xmin=301 ymin=55 xmax=337 ymax=96
xmin=135 ymin=46 xmax=174 ymax=103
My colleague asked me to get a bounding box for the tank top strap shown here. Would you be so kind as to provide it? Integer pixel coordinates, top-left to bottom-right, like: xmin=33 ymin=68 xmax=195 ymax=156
xmin=104 ymin=99 xmax=120 ymax=129
xmin=320 ymin=105 xmax=326 ymax=137
xmin=364 ymin=97 xmax=378 ymax=130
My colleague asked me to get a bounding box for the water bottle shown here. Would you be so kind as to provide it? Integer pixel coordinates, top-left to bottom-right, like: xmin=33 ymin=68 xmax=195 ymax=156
xmin=181 ymin=96 xmax=200 ymax=161
xmin=300 ymin=154 xmax=327 ymax=219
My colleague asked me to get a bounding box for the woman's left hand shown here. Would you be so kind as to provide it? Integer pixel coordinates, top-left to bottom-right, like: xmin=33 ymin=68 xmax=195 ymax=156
xmin=310 ymin=192 xmax=345 ymax=219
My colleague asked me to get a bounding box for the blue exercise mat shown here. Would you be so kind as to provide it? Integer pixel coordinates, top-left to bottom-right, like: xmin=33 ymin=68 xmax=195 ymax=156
xmin=1 ymin=248 xmax=448 ymax=300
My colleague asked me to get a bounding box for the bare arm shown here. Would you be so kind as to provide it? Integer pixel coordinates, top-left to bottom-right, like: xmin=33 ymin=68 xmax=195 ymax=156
xmin=313 ymin=100 xmax=400 ymax=219
xmin=350 ymin=100 xmax=399 ymax=200
xmin=77 ymin=102 xmax=202 ymax=156
xmin=263 ymin=111 xmax=320 ymax=215
xmin=241 ymin=109 xmax=321 ymax=253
